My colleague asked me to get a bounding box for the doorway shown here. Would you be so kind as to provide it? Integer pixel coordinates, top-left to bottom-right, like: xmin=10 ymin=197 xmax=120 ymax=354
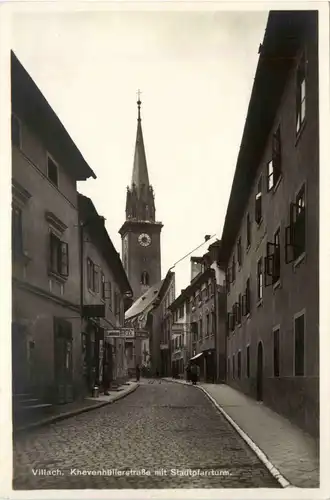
xmin=256 ymin=341 xmax=263 ymax=401
xmin=54 ymin=318 xmax=73 ymax=404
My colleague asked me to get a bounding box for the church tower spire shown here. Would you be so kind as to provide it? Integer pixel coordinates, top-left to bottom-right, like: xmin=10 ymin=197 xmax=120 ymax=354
xmin=119 ymin=92 xmax=163 ymax=301
xmin=125 ymin=93 xmax=156 ymax=223
xmin=131 ymin=95 xmax=150 ymax=193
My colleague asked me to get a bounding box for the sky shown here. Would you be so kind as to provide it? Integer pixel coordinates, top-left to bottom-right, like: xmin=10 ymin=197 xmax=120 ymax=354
xmin=11 ymin=8 xmax=268 ymax=296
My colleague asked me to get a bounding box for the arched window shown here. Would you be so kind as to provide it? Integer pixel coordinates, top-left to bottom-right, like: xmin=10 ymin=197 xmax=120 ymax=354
xmin=141 ymin=271 xmax=149 ymax=286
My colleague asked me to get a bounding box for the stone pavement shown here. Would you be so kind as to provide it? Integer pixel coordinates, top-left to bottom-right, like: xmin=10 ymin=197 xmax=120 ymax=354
xmin=163 ymin=378 xmax=319 ymax=488
xmin=15 ymin=381 xmax=139 ymax=433
xmin=13 ymin=379 xmax=279 ymax=489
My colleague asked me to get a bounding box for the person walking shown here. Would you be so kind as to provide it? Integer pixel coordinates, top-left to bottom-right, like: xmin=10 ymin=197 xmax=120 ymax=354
xmin=190 ymin=363 xmax=198 ymax=385
xmin=136 ymin=364 xmax=141 ymax=382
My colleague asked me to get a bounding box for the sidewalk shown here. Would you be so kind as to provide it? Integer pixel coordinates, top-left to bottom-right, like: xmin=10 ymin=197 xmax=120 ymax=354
xmin=14 ymin=381 xmax=139 ymax=433
xmin=162 ymin=378 xmax=319 ymax=488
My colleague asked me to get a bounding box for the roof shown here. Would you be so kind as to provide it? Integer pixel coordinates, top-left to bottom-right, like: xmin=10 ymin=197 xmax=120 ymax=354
xmin=220 ymin=11 xmax=317 ymax=262
xmin=78 ymin=193 xmax=132 ymax=295
xmin=125 ymin=269 xmax=175 ymax=321
xmin=131 ymin=101 xmax=149 ymax=193
xmin=169 ymin=267 xmax=215 ymax=310
xmin=125 ymin=280 xmax=164 ymax=320
xmin=11 ymin=51 xmax=96 ymax=182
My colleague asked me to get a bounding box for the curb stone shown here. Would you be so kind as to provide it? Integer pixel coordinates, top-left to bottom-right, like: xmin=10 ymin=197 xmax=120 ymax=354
xmin=14 ymin=383 xmax=139 ymax=433
xmin=162 ymin=377 xmax=292 ymax=488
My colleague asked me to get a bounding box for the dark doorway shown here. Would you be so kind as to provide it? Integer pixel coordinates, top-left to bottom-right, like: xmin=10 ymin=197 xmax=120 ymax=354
xmin=12 ymin=322 xmax=28 ymax=394
xmin=54 ymin=318 xmax=73 ymax=404
xmin=257 ymin=341 xmax=263 ymax=401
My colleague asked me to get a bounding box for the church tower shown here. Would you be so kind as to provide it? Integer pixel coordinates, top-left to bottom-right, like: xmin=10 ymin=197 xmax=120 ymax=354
xmin=119 ymin=95 xmax=163 ymax=301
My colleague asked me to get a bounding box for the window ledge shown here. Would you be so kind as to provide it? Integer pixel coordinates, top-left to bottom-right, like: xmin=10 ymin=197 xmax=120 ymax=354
xmin=293 ymin=252 xmax=306 ymax=269
xmin=295 ymin=119 xmax=307 ymax=147
xmin=238 ymin=323 xmax=242 ymax=329
xmin=246 ymin=313 xmax=251 ymax=320
xmin=48 ymin=270 xmax=67 ymax=283
xmin=256 ymin=298 xmax=263 ymax=308
xmin=273 ymin=279 xmax=281 ymax=291
xmin=246 ymin=244 xmax=251 ymax=254
xmin=88 ymin=288 xmax=97 ymax=296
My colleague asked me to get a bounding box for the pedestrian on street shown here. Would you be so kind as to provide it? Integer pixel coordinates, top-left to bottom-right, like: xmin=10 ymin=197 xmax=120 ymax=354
xmin=156 ymin=369 xmax=161 ymax=383
xmin=186 ymin=364 xmax=191 ymax=382
xmin=190 ymin=363 xmax=198 ymax=385
xmin=136 ymin=364 xmax=141 ymax=382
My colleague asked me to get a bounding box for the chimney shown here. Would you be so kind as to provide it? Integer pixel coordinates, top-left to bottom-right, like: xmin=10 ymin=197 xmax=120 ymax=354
xmin=190 ymin=257 xmax=202 ymax=281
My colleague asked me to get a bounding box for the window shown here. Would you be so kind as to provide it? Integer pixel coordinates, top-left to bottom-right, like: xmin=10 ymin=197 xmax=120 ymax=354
xmin=257 ymin=259 xmax=263 ymax=301
xmin=12 ymin=114 xmax=21 ymax=148
xmin=238 ymin=351 xmax=241 ymax=379
xmin=242 ymin=278 xmax=251 ymax=317
xmin=265 ymin=228 xmax=281 ymax=286
xmin=246 ymin=213 xmax=251 ymax=248
xmin=199 ymin=318 xmax=203 ymax=339
xmin=206 ymin=314 xmax=210 ymax=336
xmin=12 ymin=206 xmax=23 ymax=258
xmin=255 ymin=177 xmax=262 ymax=224
xmin=232 ymin=255 xmax=236 ymax=282
xmin=237 ymin=237 xmax=242 ymax=267
xmin=294 ymin=314 xmax=305 ymax=376
xmin=246 ymin=345 xmax=250 ymax=378
xmin=237 ymin=294 xmax=242 ymax=324
xmin=211 ymin=311 xmax=216 ymax=336
xmin=47 ymin=155 xmax=59 ymax=187
xmin=273 ymin=328 xmax=280 ymax=377
xmin=93 ymin=265 xmax=99 ymax=293
xmin=267 ymin=127 xmax=282 ymax=191
xmin=49 ymin=232 xmax=69 ymax=276
xmin=87 ymin=258 xmax=99 ymax=292
xmin=101 ymin=273 xmax=105 ymax=300
xmin=232 ymin=354 xmax=235 ymax=379
xmin=296 ymin=53 xmax=306 ymax=134
xmin=141 ymin=271 xmax=149 ymax=286
xmin=285 ymin=185 xmax=306 ymax=263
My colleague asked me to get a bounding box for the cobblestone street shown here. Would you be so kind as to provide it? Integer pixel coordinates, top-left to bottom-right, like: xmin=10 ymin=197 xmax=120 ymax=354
xmin=13 ymin=380 xmax=279 ymax=489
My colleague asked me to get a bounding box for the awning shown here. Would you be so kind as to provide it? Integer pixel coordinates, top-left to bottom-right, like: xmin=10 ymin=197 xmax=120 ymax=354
xmin=190 ymin=352 xmax=203 ymax=361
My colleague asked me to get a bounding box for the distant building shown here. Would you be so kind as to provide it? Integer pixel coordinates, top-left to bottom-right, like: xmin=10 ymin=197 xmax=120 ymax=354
xmin=125 ymin=270 xmax=175 ymax=377
xmin=168 ymin=241 xmax=226 ymax=382
xmin=221 ymin=11 xmax=319 ymax=436
xmin=11 ymin=52 xmax=96 ymax=404
xmin=78 ymin=194 xmax=132 ymax=391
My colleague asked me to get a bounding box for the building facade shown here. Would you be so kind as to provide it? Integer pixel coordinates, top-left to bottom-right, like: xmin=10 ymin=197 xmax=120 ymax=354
xmin=119 ymin=98 xmax=163 ymax=302
xmin=120 ymin=98 xmax=163 ymax=367
xmin=78 ymin=194 xmax=132 ymax=392
xmin=125 ymin=270 xmax=175 ymax=377
xmin=222 ymin=11 xmax=319 ymax=436
xmin=11 ymin=52 xmax=96 ymax=404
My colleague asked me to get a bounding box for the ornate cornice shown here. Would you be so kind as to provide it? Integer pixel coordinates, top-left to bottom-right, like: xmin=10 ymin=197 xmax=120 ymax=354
xmin=45 ymin=211 xmax=68 ymax=234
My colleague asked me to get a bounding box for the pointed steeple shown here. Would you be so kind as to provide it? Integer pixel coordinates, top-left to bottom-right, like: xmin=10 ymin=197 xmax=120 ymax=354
xmin=131 ymin=94 xmax=149 ymax=190
xmin=124 ymin=93 xmax=156 ymax=223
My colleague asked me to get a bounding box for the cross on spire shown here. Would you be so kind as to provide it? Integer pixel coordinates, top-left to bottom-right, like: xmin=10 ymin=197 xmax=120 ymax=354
xmin=137 ymin=89 xmax=142 ymax=121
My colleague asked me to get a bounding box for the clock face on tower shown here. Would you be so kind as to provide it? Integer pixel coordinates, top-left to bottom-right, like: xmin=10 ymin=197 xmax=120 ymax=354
xmin=138 ymin=233 xmax=151 ymax=247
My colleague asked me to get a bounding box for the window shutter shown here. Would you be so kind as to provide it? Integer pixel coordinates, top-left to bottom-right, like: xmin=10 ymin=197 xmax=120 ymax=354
xmin=285 ymin=225 xmax=295 ymax=264
xmin=246 ymin=280 xmax=250 ymax=314
xmin=59 ymin=241 xmax=69 ymax=276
